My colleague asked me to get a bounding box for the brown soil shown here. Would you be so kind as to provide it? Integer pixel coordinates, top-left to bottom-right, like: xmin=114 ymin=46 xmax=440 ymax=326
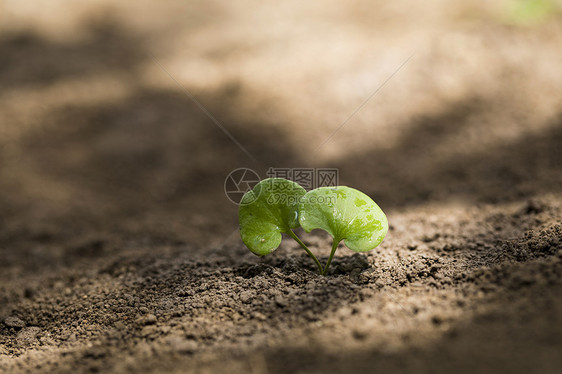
xmin=1 ymin=1 xmax=561 ymax=373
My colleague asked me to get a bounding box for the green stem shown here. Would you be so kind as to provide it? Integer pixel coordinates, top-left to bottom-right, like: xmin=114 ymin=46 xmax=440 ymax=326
xmin=322 ymin=238 xmax=340 ymax=276
xmin=287 ymin=230 xmax=324 ymax=275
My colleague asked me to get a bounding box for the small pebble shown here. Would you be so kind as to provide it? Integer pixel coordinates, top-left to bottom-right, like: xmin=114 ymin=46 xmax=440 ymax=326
xmin=4 ymin=316 xmax=25 ymax=328
xmin=16 ymin=327 xmax=41 ymax=345
xmin=168 ymin=336 xmax=198 ymax=354
xmin=141 ymin=325 xmax=158 ymax=337
xmin=274 ymin=295 xmax=286 ymax=307
xmin=240 ymin=291 xmax=253 ymax=304
xmin=254 ymin=312 xmax=267 ymax=321
xmin=144 ymin=314 xmax=157 ymax=325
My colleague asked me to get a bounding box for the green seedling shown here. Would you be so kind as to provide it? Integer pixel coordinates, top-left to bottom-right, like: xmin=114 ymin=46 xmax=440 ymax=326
xmin=239 ymin=178 xmax=388 ymax=275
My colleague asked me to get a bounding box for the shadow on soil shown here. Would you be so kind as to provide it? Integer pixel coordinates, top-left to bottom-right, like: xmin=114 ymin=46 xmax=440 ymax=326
xmin=0 ymin=19 xmax=144 ymax=93
xmin=335 ymin=100 xmax=562 ymax=208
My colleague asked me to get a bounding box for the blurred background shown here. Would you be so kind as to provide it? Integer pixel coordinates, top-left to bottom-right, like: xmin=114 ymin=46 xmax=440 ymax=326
xmin=1 ymin=1 xmax=562 ymax=373
xmin=1 ymin=0 xmax=561 ymax=271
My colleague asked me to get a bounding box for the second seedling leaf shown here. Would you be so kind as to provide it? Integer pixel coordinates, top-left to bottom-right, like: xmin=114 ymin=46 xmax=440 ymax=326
xmin=299 ymin=186 xmax=388 ymax=252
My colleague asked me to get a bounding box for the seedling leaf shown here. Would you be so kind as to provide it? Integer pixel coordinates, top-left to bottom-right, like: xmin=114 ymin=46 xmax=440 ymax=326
xmin=299 ymin=186 xmax=388 ymax=252
xmin=239 ymin=178 xmax=306 ymax=256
